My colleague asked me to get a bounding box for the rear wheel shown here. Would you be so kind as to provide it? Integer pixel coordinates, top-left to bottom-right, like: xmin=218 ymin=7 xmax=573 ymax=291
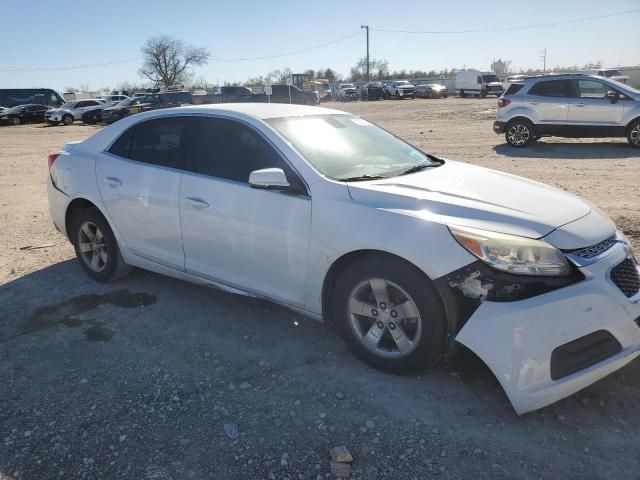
xmin=627 ymin=119 xmax=640 ymax=148
xmin=71 ymin=208 xmax=131 ymax=282
xmin=505 ymin=119 xmax=535 ymax=147
xmin=332 ymin=255 xmax=447 ymax=374
xmin=459 ymin=89 xmax=466 ymax=98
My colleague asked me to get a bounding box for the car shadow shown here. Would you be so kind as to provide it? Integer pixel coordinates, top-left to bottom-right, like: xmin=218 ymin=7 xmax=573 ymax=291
xmin=493 ymin=141 xmax=637 ymax=159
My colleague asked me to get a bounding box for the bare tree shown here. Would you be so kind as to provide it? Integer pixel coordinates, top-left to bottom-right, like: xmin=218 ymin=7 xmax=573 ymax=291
xmin=139 ymin=35 xmax=210 ymax=88
xmin=490 ymin=59 xmax=512 ymax=76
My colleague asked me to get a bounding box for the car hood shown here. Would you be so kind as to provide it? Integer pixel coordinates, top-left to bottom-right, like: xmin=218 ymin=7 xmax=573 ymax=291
xmin=397 ymin=84 xmax=415 ymax=89
xmin=346 ymin=160 xmax=595 ymax=241
xmin=46 ymin=108 xmax=71 ymax=114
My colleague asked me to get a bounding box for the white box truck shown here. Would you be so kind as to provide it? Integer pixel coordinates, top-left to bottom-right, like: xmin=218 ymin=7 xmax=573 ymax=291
xmin=455 ymin=70 xmax=504 ymax=97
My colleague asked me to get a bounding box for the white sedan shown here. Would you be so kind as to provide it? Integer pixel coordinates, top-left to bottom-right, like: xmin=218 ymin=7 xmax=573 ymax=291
xmin=47 ymin=104 xmax=640 ymax=414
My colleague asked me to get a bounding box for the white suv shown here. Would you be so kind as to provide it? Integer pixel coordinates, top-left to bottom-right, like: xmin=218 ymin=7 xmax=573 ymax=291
xmin=494 ymin=74 xmax=640 ymax=148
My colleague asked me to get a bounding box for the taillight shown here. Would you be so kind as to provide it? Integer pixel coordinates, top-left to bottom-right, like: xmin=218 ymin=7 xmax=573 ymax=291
xmin=498 ymin=98 xmax=511 ymax=108
xmin=48 ymin=153 xmax=60 ymax=170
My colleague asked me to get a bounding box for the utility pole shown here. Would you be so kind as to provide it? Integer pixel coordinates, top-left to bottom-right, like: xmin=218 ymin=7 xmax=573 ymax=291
xmin=361 ymin=25 xmax=370 ymax=81
xmin=540 ymin=48 xmax=547 ymax=73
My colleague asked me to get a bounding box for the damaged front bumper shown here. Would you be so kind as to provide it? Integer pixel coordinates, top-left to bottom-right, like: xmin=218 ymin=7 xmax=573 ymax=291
xmin=453 ymin=241 xmax=640 ymax=414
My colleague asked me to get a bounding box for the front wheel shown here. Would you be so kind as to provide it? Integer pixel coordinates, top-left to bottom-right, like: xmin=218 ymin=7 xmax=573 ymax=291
xmin=11 ymin=118 xmax=20 ymax=126
xmin=62 ymin=114 xmax=74 ymax=126
xmin=627 ymin=119 xmax=640 ymax=148
xmin=71 ymin=208 xmax=131 ymax=282
xmin=332 ymin=256 xmax=447 ymax=374
xmin=505 ymin=119 xmax=535 ymax=147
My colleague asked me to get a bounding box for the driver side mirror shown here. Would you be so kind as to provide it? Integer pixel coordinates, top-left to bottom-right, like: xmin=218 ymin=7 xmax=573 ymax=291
xmin=606 ymin=91 xmax=619 ymax=103
xmin=249 ymin=168 xmax=290 ymax=191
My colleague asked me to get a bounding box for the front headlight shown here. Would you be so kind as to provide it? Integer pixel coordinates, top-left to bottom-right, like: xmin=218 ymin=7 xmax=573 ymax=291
xmin=449 ymin=225 xmax=571 ymax=276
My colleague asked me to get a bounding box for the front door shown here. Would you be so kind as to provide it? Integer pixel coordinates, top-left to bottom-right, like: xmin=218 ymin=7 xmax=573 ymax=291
xmin=179 ymin=116 xmax=311 ymax=307
xmin=568 ymin=79 xmax=626 ymax=126
xmin=96 ymin=116 xmax=187 ymax=270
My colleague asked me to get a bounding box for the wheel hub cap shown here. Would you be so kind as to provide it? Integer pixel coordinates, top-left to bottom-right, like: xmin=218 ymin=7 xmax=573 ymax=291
xmin=507 ymin=125 xmax=530 ymax=146
xmin=347 ymin=278 xmax=422 ymax=358
xmin=78 ymin=221 xmax=108 ymax=272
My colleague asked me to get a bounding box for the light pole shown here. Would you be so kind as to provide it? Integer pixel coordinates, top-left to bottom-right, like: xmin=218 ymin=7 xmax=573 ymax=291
xmin=361 ymin=25 xmax=370 ymax=81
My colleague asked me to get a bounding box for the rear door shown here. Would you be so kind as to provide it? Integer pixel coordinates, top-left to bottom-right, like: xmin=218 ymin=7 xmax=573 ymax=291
xmin=96 ymin=117 xmax=187 ymax=270
xmin=524 ymin=80 xmax=570 ymax=124
xmin=567 ymin=79 xmax=625 ymax=125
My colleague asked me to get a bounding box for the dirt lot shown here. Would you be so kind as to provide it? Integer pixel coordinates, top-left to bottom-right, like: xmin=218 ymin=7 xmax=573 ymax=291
xmin=1 ymin=98 xmax=639 ymax=479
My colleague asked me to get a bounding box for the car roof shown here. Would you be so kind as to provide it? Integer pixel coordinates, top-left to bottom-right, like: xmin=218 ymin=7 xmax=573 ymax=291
xmin=164 ymin=103 xmax=346 ymax=120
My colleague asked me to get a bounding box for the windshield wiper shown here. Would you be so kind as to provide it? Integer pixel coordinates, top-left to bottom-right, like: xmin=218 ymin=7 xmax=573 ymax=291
xmin=338 ymin=174 xmax=386 ymax=182
xmin=398 ymin=162 xmax=439 ymax=176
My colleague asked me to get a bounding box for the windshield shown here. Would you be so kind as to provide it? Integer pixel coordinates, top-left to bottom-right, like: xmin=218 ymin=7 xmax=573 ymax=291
xmin=115 ymin=98 xmax=138 ymax=107
xmin=603 ymin=69 xmax=623 ymax=77
xmin=60 ymin=102 xmax=76 ymax=109
xmin=267 ymin=114 xmax=437 ymax=180
xmin=340 ymin=84 xmax=354 ymax=89
xmin=396 ymin=81 xmax=411 ymax=86
xmin=481 ymin=75 xmax=499 ymax=83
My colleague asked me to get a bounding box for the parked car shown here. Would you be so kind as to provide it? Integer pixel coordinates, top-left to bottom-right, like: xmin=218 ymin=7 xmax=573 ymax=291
xmin=456 ymin=70 xmax=504 ymax=97
xmin=360 ymin=82 xmax=385 ymax=100
xmin=47 ymin=103 xmax=640 ymax=415
xmin=494 ymin=74 xmax=640 ymax=148
xmin=335 ymin=83 xmax=359 ymax=101
xmin=81 ymin=101 xmax=120 ymax=125
xmin=45 ymin=99 xmax=107 ymax=126
xmin=0 ymin=104 xmax=51 ymax=125
xmin=217 ymin=86 xmax=264 ymax=103
xmin=415 ymin=84 xmax=448 ymax=99
xmin=578 ymin=68 xmax=629 ymax=85
xmin=99 ymin=95 xmax=130 ymax=103
xmin=0 ymin=88 xmax=65 ymax=108
xmin=268 ymin=85 xmax=319 ymax=105
xmin=385 ymin=80 xmax=416 ymax=99
xmin=101 ymin=97 xmax=151 ymax=124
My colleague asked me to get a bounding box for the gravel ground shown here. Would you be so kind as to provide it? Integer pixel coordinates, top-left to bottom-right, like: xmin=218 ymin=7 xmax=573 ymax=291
xmin=1 ymin=98 xmax=639 ymax=480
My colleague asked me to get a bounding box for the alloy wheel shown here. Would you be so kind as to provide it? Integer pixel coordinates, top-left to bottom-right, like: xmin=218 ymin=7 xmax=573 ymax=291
xmin=347 ymin=278 xmax=422 ymax=359
xmin=77 ymin=221 xmax=108 ymax=272
xmin=507 ymin=124 xmax=531 ymax=146
xmin=631 ymin=124 xmax=640 ymax=146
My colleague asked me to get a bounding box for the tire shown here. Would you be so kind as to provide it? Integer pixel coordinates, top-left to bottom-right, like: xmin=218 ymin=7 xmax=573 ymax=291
xmin=460 ymin=90 xmax=466 ymax=98
xmin=505 ymin=118 xmax=536 ymax=148
xmin=11 ymin=117 xmax=20 ymax=126
xmin=62 ymin=114 xmax=74 ymax=126
xmin=627 ymin=119 xmax=640 ymax=148
xmin=480 ymin=90 xmax=487 ymax=98
xmin=71 ymin=207 xmax=131 ymax=282
xmin=331 ymin=255 xmax=447 ymax=374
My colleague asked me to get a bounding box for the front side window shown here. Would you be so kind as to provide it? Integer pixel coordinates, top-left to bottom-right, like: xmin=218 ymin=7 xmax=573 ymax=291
xmin=187 ymin=117 xmax=295 ymax=185
xmin=577 ymin=80 xmax=610 ymax=99
xmin=108 ymin=117 xmax=186 ymax=169
xmin=528 ymin=80 xmax=569 ymax=98
xmin=267 ymin=114 xmax=438 ymax=181
xmin=481 ymin=74 xmax=499 ymax=83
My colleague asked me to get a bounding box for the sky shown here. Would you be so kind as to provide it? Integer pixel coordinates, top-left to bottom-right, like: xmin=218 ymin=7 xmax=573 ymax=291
xmin=0 ymin=0 xmax=638 ymax=92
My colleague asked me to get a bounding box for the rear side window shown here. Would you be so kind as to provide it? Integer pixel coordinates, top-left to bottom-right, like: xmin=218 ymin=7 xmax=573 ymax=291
xmin=528 ymin=80 xmax=569 ymax=97
xmin=504 ymin=84 xmax=524 ymax=96
xmin=108 ymin=117 xmax=186 ymax=169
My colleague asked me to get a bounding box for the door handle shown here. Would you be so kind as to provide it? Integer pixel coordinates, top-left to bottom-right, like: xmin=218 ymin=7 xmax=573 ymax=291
xmin=574 ymin=103 xmax=585 ymax=107
xmin=103 ymin=177 xmax=122 ymax=187
xmin=185 ymin=197 xmax=210 ymax=209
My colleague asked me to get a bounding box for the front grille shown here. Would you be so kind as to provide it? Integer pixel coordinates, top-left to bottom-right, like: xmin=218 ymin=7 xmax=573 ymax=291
xmin=570 ymin=235 xmax=617 ymax=259
xmin=610 ymin=258 xmax=640 ymax=298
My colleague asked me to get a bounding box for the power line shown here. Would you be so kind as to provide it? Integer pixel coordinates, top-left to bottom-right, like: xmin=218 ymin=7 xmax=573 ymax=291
xmin=373 ymin=9 xmax=640 ymax=34
xmin=208 ymin=31 xmax=362 ymax=61
xmin=0 ymin=31 xmax=363 ymax=72
xmin=0 ymin=57 xmax=140 ymax=72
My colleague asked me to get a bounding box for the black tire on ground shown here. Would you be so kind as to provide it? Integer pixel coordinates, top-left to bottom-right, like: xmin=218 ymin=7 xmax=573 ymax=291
xmin=460 ymin=90 xmax=466 ymax=97
xmin=71 ymin=207 xmax=131 ymax=282
xmin=331 ymin=255 xmax=448 ymax=374
xmin=480 ymin=90 xmax=487 ymax=98
xmin=11 ymin=118 xmax=20 ymax=126
xmin=62 ymin=114 xmax=74 ymax=126
xmin=627 ymin=118 xmax=640 ymax=148
xmin=505 ymin=118 xmax=536 ymax=148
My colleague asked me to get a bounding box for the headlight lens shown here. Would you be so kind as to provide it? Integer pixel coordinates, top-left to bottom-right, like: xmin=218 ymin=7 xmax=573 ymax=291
xmin=449 ymin=225 xmax=571 ymax=276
